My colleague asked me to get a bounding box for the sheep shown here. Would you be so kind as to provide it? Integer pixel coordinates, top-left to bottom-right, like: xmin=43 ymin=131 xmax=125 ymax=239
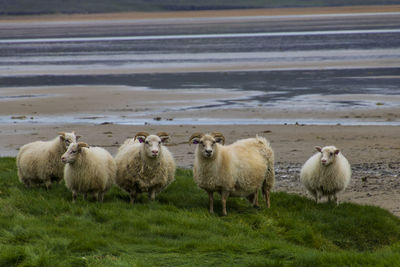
xmin=117 ymin=136 xmax=139 ymax=154
xmin=16 ymin=131 xmax=81 ymax=190
xmin=61 ymin=142 xmax=116 ymax=202
xmin=189 ymin=132 xmax=275 ymax=216
xmin=115 ymin=132 xmax=176 ymax=204
xmin=300 ymin=146 xmax=351 ymax=205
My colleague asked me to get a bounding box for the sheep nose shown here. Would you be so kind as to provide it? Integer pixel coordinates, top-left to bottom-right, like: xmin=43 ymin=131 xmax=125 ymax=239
xmin=321 ymin=159 xmax=327 ymax=164
xmin=152 ymin=150 xmax=158 ymax=155
xmin=205 ymin=149 xmax=212 ymax=155
xmin=61 ymin=157 xmax=66 ymax=163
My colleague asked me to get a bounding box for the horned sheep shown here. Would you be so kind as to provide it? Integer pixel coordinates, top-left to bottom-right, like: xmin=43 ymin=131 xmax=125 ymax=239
xmin=61 ymin=142 xmax=116 ymax=202
xmin=115 ymin=132 xmax=176 ymax=204
xmin=300 ymin=145 xmax=351 ymax=205
xmin=189 ymin=132 xmax=275 ymax=216
xmin=16 ymin=131 xmax=80 ymax=189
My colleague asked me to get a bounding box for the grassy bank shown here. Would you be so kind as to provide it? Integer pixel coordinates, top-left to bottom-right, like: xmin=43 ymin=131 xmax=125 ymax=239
xmin=0 ymin=157 xmax=399 ymax=266
xmin=2 ymin=0 xmax=400 ymax=15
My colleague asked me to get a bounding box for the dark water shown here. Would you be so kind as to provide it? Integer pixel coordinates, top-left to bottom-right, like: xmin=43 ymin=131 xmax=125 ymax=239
xmin=1 ymin=68 xmax=399 ymax=107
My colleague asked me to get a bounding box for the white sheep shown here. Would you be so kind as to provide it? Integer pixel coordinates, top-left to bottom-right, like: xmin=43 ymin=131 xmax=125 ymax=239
xmin=115 ymin=132 xmax=176 ymax=204
xmin=189 ymin=132 xmax=275 ymax=216
xmin=61 ymin=142 xmax=116 ymax=202
xmin=16 ymin=131 xmax=81 ymax=189
xmin=300 ymin=146 xmax=351 ymax=205
xmin=117 ymin=136 xmax=139 ymax=154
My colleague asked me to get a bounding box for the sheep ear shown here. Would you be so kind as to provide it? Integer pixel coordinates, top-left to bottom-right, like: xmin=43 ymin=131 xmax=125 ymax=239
xmin=135 ymin=132 xmax=149 ymax=143
xmin=334 ymin=149 xmax=340 ymax=155
xmin=315 ymin=146 xmax=322 ymax=152
xmin=78 ymin=142 xmax=89 ymax=148
xmin=212 ymin=132 xmax=225 ymax=145
xmin=189 ymin=133 xmax=203 ymax=145
xmin=76 ymin=135 xmax=82 ymax=140
xmin=136 ymin=136 xmax=146 ymax=143
xmin=58 ymin=132 xmax=66 ymax=140
xmin=157 ymin=132 xmax=170 ymax=143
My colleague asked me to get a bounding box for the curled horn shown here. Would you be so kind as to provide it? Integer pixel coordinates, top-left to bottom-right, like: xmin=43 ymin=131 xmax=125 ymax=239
xmin=78 ymin=142 xmax=89 ymax=150
xmin=134 ymin=132 xmax=149 ymax=140
xmin=211 ymin=132 xmax=225 ymax=145
xmin=189 ymin=133 xmax=203 ymax=144
xmin=157 ymin=132 xmax=169 ymax=138
xmin=157 ymin=132 xmax=170 ymax=143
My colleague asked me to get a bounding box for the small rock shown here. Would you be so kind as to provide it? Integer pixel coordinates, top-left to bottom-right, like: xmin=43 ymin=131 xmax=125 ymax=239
xmin=11 ymin=115 xmax=27 ymax=120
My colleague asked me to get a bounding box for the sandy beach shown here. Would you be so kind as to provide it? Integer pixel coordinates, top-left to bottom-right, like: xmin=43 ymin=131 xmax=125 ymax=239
xmin=1 ymin=6 xmax=399 ymax=216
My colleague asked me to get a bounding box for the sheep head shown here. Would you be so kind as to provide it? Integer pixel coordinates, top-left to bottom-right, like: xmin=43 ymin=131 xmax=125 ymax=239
xmin=61 ymin=142 xmax=89 ymax=164
xmin=58 ymin=131 xmax=81 ymax=149
xmin=189 ymin=132 xmax=225 ymax=159
xmin=315 ymin=146 xmax=340 ymax=166
xmin=137 ymin=132 xmax=169 ymax=159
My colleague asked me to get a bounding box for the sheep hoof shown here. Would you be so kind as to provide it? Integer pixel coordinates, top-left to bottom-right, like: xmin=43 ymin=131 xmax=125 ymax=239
xmin=253 ymin=205 xmax=261 ymax=209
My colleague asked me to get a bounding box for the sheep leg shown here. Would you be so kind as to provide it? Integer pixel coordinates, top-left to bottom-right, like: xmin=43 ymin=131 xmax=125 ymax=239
xmin=221 ymin=191 xmax=230 ymax=216
xmin=45 ymin=180 xmax=52 ymax=191
xmin=149 ymin=189 xmax=156 ymax=201
xmin=315 ymin=190 xmax=322 ymax=204
xmin=129 ymin=190 xmax=137 ymax=205
xmin=72 ymin=191 xmax=77 ymax=203
xmin=262 ymin=186 xmax=271 ymax=208
xmin=247 ymin=192 xmax=260 ymax=209
xmin=207 ymin=191 xmax=214 ymax=214
xmin=333 ymin=194 xmax=339 ymax=206
xmin=98 ymin=192 xmax=104 ymax=203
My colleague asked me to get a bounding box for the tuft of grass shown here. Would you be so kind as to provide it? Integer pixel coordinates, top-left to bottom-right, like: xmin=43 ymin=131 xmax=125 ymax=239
xmin=0 ymin=157 xmax=399 ymax=266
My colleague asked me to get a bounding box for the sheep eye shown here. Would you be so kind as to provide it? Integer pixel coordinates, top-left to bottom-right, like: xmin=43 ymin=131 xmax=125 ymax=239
xmin=158 ymin=141 xmax=161 ymax=145
xmin=212 ymin=141 xmax=216 ymax=145
xmin=72 ymin=150 xmax=77 ymax=154
xmin=145 ymin=141 xmax=149 ymax=145
xmin=200 ymin=141 xmax=204 ymax=145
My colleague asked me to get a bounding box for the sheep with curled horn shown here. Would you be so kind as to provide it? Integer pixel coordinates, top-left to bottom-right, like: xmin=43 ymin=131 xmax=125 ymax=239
xmin=189 ymin=132 xmax=274 ymax=216
xmin=115 ymin=131 xmax=176 ymax=204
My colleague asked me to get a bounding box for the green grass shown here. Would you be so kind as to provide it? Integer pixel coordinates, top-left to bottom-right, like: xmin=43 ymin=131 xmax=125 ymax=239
xmin=1 ymin=157 xmax=400 ymax=266
xmin=1 ymin=0 xmax=400 ymax=15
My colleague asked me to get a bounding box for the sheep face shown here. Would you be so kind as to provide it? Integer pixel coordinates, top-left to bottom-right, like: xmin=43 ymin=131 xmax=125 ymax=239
xmin=190 ymin=133 xmax=224 ymax=159
xmin=315 ymin=146 xmax=340 ymax=166
xmin=61 ymin=142 xmax=89 ymax=164
xmin=137 ymin=135 xmax=165 ymax=159
xmin=59 ymin=131 xmax=81 ymax=149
